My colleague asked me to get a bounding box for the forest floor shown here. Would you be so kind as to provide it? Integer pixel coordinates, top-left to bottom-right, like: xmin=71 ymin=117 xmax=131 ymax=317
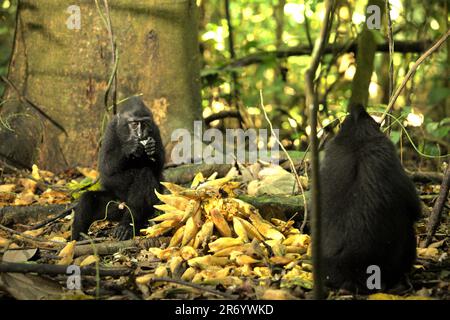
xmin=0 ymin=164 xmax=448 ymax=300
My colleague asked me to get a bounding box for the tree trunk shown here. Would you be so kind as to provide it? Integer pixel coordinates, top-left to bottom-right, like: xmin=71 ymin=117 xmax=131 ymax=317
xmin=349 ymin=0 xmax=385 ymax=107
xmin=0 ymin=0 xmax=202 ymax=172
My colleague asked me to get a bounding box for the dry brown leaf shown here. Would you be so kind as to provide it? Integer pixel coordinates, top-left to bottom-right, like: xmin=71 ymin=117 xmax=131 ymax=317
xmin=49 ymin=236 xmax=67 ymax=243
xmin=40 ymin=189 xmax=69 ymax=204
xmin=261 ymin=289 xmax=296 ymax=300
xmin=80 ymin=255 xmax=99 ymax=267
xmin=0 ymin=273 xmax=64 ymax=300
xmin=428 ymin=239 xmax=445 ymax=248
xmin=38 ymin=169 xmax=54 ymax=179
xmin=19 ymin=178 xmax=37 ymax=193
xmin=58 ymin=240 xmax=76 ymax=265
xmin=368 ymin=293 xmax=432 ymax=300
xmin=0 ymin=184 xmax=16 ymax=193
xmin=136 ymin=274 xmax=154 ymax=285
xmin=31 ymin=164 xmax=41 ymax=180
xmin=0 ymin=235 xmax=10 ymax=247
xmin=417 ymin=247 xmax=440 ymax=260
xmin=23 ymin=228 xmax=45 ymax=237
xmin=3 ymin=249 xmax=38 ymax=263
xmin=77 ymin=167 xmax=99 ymax=180
xmin=14 ymin=192 xmax=35 ymax=206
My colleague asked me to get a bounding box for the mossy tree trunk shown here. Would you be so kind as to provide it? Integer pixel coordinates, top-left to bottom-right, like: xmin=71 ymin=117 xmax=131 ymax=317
xmin=0 ymin=0 xmax=201 ymax=172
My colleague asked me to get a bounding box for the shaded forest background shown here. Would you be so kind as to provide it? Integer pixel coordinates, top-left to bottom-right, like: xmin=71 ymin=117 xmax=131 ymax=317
xmin=0 ymin=0 xmax=449 ymax=170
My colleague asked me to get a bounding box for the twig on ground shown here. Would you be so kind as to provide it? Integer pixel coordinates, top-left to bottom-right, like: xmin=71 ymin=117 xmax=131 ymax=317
xmin=74 ymin=237 xmax=170 ymax=257
xmin=29 ymin=203 xmax=76 ymax=230
xmin=259 ymin=91 xmax=309 ymax=234
xmin=0 ymin=223 xmax=65 ymax=248
xmin=151 ymin=277 xmax=235 ymax=299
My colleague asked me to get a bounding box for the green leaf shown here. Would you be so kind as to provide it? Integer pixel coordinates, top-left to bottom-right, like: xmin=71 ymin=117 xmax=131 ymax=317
xmin=428 ymin=87 xmax=450 ymax=105
xmin=68 ymin=178 xmax=101 ymax=200
xmin=390 ymin=130 xmax=401 ymax=145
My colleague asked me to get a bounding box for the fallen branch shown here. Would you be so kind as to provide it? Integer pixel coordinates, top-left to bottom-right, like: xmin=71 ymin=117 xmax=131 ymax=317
xmin=0 ymin=261 xmax=131 ymax=277
xmin=28 ymin=203 xmax=76 ymax=230
xmin=423 ymin=164 xmax=450 ymax=247
xmin=0 ymin=223 xmax=64 ymax=248
xmin=0 ymin=158 xmax=22 ymax=174
xmin=74 ymin=237 xmax=170 ymax=257
xmin=151 ymin=277 xmax=235 ymax=299
xmin=0 ymin=204 xmax=71 ymax=226
xmin=237 ymin=194 xmax=307 ymax=221
xmin=407 ymin=171 xmax=444 ymax=184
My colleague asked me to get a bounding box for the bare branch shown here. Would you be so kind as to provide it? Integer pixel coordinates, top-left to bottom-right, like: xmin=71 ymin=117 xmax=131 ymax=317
xmin=381 ymin=30 xmax=450 ymax=124
xmin=304 ymin=0 xmax=335 ymax=300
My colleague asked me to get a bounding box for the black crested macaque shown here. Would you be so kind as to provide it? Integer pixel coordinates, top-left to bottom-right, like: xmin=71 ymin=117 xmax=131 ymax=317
xmin=320 ymin=103 xmax=420 ymax=292
xmin=72 ymin=97 xmax=164 ymax=240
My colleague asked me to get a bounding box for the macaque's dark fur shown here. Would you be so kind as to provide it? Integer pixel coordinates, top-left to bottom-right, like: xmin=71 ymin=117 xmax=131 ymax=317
xmin=72 ymin=97 xmax=164 ymax=240
xmin=320 ymin=103 xmax=420 ymax=292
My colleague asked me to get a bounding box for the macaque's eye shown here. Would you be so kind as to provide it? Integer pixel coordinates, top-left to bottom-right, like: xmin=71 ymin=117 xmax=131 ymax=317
xmin=129 ymin=122 xmax=139 ymax=130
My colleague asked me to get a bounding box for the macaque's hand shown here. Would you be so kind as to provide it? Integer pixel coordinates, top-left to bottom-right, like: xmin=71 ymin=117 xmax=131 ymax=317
xmin=112 ymin=224 xmax=133 ymax=240
xmin=142 ymin=137 xmax=156 ymax=161
xmin=123 ymin=139 xmax=140 ymax=157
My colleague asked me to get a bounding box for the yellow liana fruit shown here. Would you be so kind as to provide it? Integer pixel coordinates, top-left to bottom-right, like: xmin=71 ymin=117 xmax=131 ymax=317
xmin=169 ymin=225 xmax=185 ymax=247
xmin=234 ymin=217 xmax=264 ymax=241
xmin=154 ymin=190 xmax=190 ymax=211
xmin=208 ymin=237 xmax=244 ymax=252
xmin=188 ymin=255 xmax=229 ymax=269
xmin=150 ymin=212 xmax=184 ymax=222
xmin=160 ymin=181 xmax=185 ymax=194
xmin=249 ymin=213 xmax=285 ymax=240
xmin=182 ymin=217 xmax=198 ymax=246
xmin=181 ymin=267 xmax=197 ymax=281
xmin=232 ymin=217 xmax=249 ymax=242
xmin=191 ymin=172 xmax=205 ymax=189
xmin=193 ymin=220 xmax=214 ymax=249
xmin=209 ymin=208 xmax=232 ymax=237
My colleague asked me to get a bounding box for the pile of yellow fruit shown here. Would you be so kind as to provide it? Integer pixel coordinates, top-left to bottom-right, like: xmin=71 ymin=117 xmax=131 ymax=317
xmin=138 ymin=172 xmax=313 ymax=288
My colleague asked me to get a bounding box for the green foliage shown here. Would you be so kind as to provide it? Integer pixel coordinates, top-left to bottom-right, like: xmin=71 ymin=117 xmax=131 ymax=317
xmin=67 ymin=178 xmax=101 ymax=200
xmin=389 ymin=130 xmax=401 ymax=145
xmin=426 ymin=118 xmax=450 ymax=141
xmin=202 ymin=0 xmax=449 ymax=167
xmin=428 ymin=87 xmax=450 ymax=105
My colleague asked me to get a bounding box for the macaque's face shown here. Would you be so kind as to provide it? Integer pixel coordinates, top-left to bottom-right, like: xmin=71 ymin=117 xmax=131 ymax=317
xmin=127 ymin=117 xmax=153 ymax=142
xmin=116 ymin=105 xmax=155 ymax=146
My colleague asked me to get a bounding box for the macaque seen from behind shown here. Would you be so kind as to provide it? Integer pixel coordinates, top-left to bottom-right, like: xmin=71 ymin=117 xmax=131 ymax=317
xmin=320 ymin=103 xmax=420 ymax=292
